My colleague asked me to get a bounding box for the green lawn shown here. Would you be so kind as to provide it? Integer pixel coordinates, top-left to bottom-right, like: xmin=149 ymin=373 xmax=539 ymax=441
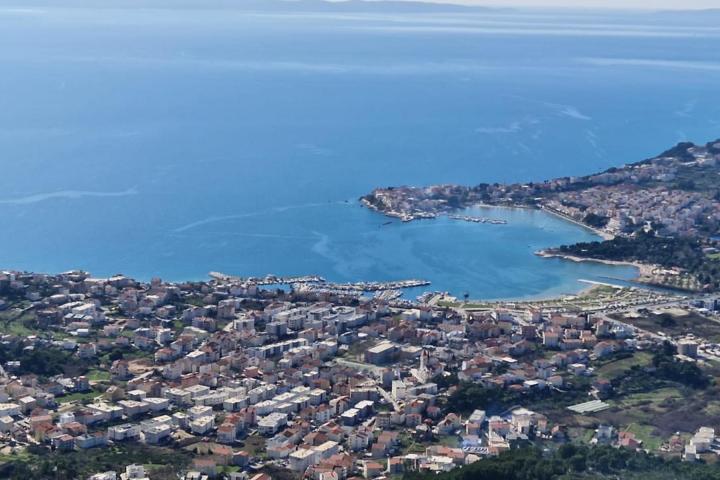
xmin=624 ymin=423 xmax=663 ymax=451
xmin=615 ymin=386 xmax=684 ymax=408
xmin=398 ymin=431 xmax=427 ymax=455
xmin=568 ymin=426 xmax=597 ymax=445
xmin=87 ymin=369 xmax=111 ymax=382
xmin=238 ymin=435 xmax=266 ymax=457
xmin=0 ymin=443 xmax=192 ymax=479
xmin=57 ymin=390 xmax=102 ymax=404
xmin=595 ymin=352 xmax=653 ymax=381
xmin=219 ymin=466 xmax=241 ymax=474
xmin=595 ymin=384 xmax=714 ymax=438
xmin=0 ymin=312 xmax=36 ymax=336
xmin=0 ymin=447 xmax=34 ymax=464
xmin=438 ymin=435 xmax=461 ymax=448
xmin=436 ymin=301 xmax=460 ymax=308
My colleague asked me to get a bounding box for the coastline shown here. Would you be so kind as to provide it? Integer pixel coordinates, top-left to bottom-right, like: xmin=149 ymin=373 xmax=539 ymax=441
xmin=537 ymin=205 xmax=615 ymax=241
xmin=472 ymin=202 xmax=535 ymax=211
xmin=363 ymin=198 xmax=645 ymax=296
xmin=575 ymin=280 xmax=618 ymax=297
xmin=535 ymin=249 xmax=654 ymax=278
xmin=363 ymin=197 xmax=616 ymax=241
xmin=473 ymin=202 xmax=616 ymax=241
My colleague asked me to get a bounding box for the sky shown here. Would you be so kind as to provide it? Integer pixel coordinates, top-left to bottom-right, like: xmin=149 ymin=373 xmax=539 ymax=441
xmin=2 ymin=0 xmax=718 ymax=10
xmin=382 ymin=0 xmax=720 ymax=9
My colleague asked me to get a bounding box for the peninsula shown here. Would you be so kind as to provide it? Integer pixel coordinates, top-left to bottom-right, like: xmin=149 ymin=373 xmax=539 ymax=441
xmin=362 ymin=139 xmax=720 ymax=292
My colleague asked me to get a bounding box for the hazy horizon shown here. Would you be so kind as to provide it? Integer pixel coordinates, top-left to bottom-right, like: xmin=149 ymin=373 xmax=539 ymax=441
xmin=371 ymin=0 xmax=720 ymax=9
xmin=2 ymin=0 xmax=720 ymax=11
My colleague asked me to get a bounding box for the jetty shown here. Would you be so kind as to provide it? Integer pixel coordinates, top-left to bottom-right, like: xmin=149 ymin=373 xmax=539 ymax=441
xmin=323 ymin=279 xmax=430 ymax=292
xmin=448 ymin=215 xmax=507 ymax=225
xmin=209 ymin=272 xmax=325 ymax=285
xmin=211 ymin=272 xmax=430 ymax=294
xmin=375 ymin=289 xmax=403 ymax=301
xmin=295 ymin=279 xmax=430 ymax=295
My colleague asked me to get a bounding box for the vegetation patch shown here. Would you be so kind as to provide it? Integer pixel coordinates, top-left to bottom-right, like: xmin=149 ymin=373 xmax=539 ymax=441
xmin=555 ymin=231 xmax=720 ymax=291
xmin=0 ymin=444 xmax=192 ymax=480
xmin=611 ymin=310 xmax=720 ymax=342
xmin=404 ymin=444 xmax=720 ymax=480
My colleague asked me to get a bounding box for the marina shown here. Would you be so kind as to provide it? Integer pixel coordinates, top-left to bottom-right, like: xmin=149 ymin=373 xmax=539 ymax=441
xmin=211 ymin=271 xmax=431 ymax=295
xmin=374 ymin=289 xmax=403 ymax=301
xmin=209 ymin=272 xmax=325 ymax=285
xmin=319 ymin=279 xmax=431 ymax=292
xmin=448 ymin=215 xmax=508 ymax=225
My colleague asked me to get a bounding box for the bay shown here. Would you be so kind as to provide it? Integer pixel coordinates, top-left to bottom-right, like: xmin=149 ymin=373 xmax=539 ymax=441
xmin=1 ymin=2 xmax=718 ymax=298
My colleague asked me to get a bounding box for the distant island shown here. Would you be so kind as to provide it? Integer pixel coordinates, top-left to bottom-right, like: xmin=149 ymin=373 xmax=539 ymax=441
xmin=362 ymin=139 xmax=720 ymax=292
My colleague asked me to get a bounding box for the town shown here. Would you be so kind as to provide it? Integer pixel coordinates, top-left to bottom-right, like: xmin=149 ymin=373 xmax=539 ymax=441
xmin=361 ymin=139 xmax=720 ymax=293
xmin=361 ymin=139 xmax=720 ymax=240
xmin=1 ymin=270 xmax=720 ymax=479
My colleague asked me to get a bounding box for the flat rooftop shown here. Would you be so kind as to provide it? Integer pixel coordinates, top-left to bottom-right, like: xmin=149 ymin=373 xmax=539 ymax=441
xmin=567 ymin=399 xmax=610 ymax=414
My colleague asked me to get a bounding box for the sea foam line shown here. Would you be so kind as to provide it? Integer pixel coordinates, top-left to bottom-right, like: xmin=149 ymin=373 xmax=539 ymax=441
xmin=577 ymin=57 xmax=720 ymax=72
xmin=0 ymin=188 xmax=138 ymax=205
xmin=173 ymin=201 xmax=347 ymax=233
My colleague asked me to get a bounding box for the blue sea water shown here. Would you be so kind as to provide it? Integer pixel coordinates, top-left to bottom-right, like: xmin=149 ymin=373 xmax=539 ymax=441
xmin=1 ymin=2 xmax=720 ymax=299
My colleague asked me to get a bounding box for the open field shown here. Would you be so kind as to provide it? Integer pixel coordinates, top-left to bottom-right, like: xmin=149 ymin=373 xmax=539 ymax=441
xmin=593 ymin=384 xmax=720 ymax=440
xmin=436 ymin=286 xmax=680 ymax=314
xmin=0 ymin=443 xmax=191 ymax=479
xmin=548 ymin=347 xmax=720 ymax=452
xmin=624 ymin=423 xmax=664 ymax=451
xmin=240 ymin=435 xmax=267 ymax=457
xmin=0 ymin=305 xmax=37 ymax=337
xmin=56 ymin=389 xmax=103 ymax=404
xmin=594 ymin=351 xmax=653 ymax=380
xmin=610 ymin=309 xmax=720 ymax=342
xmin=87 ymin=368 xmax=111 ymax=382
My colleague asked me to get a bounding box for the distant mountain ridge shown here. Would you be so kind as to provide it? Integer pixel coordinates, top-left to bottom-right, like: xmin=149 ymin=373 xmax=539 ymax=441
xmin=7 ymin=0 xmax=498 ymax=12
xmin=9 ymin=0 xmax=720 ymax=13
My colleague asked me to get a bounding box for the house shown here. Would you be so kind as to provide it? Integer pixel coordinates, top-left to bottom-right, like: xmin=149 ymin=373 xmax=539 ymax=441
xmin=190 ymin=416 xmax=215 ymax=435
xmin=593 ymin=341 xmax=615 ymax=359
xmin=0 ymin=416 xmax=14 ymax=433
xmin=118 ymin=400 xmax=150 ymax=417
xmin=0 ymin=403 xmax=20 ymax=417
xmin=76 ymin=432 xmax=108 ymax=449
xmin=109 ymin=424 xmax=141 ymax=441
xmin=121 ymin=464 xmax=150 ymax=480
xmin=52 ymin=434 xmax=75 ymax=451
xmin=192 ymin=458 xmax=217 ymax=478
xmin=618 ymin=431 xmax=642 ymax=450
xmin=437 ymin=413 xmax=461 ymax=435
xmin=217 ymin=423 xmax=237 ymax=444
xmin=543 ymin=331 xmax=560 ymax=348
xmin=594 ymin=425 xmax=614 ymax=444
xmin=289 ymin=448 xmax=317 ymax=472
xmin=143 ymin=423 xmax=172 ymax=444
xmin=362 ymin=461 xmax=384 ymax=478
xmin=388 ymin=457 xmax=405 ymax=475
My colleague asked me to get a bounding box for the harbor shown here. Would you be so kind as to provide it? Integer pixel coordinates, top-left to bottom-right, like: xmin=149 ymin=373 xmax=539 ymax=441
xmin=211 ymin=272 xmax=430 ymax=295
xmin=448 ymin=214 xmax=508 ymax=225
xmin=209 ymin=272 xmax=325 ymax=285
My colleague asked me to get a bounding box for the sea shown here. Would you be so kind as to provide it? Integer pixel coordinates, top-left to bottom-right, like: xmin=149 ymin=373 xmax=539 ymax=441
xmin=1 ymin=1 xmax=720 ymax=300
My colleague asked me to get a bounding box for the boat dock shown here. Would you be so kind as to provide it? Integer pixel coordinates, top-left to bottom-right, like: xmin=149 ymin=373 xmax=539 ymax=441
xmin=211 ymin=272 xmax=430 ymax=294
xmin=448 ymin=215 xmax=507 ymax=225
xmin=209 ymin=272 xmax=325 ymax=285
xmin=325 ymin=279 xmax=430 ymax=292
